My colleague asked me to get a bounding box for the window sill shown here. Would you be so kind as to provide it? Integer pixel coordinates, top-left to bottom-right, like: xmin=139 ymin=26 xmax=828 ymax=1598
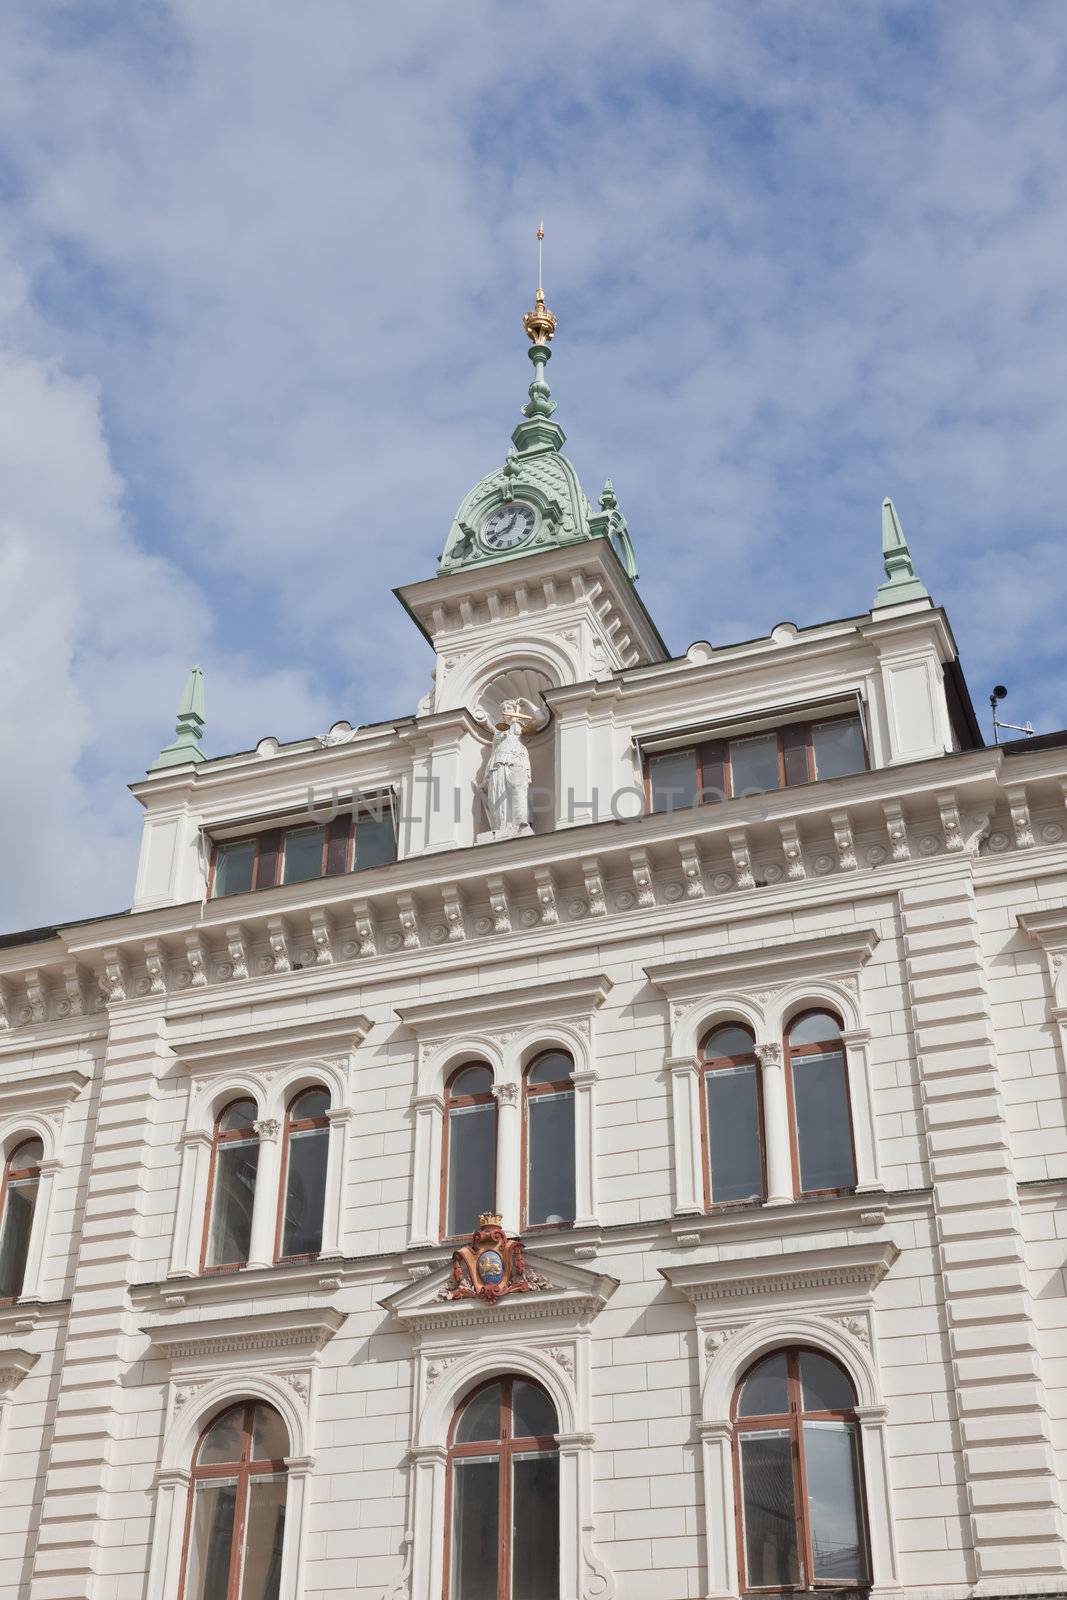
xmin=672 ymin=1190 xmax=885 ymax=1248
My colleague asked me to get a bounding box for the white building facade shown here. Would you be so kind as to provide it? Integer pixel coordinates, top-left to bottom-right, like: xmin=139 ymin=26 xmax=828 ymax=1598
xmin=2 ymin=299 xmax=1067 ymax=1600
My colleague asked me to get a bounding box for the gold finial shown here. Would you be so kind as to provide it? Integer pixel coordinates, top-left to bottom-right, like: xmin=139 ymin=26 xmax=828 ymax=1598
xmin=523 ymin=219 xmax=557 ymax=346
xmin=479 ymin=1211 xmax=503 ymax=1229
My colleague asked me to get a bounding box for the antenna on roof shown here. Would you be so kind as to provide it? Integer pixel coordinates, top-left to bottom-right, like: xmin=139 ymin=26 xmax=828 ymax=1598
xmin=989 ymin=684 xmax=1034 ymax=745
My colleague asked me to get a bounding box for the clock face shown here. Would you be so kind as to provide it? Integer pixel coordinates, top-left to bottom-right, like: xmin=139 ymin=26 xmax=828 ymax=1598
xmin=480 ymin=501 xmax=535 ymax=551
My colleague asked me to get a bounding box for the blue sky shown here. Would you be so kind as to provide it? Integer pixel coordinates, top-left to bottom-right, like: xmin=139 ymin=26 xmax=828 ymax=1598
xmin=1 ymin=0 xmax=1065 ymax=930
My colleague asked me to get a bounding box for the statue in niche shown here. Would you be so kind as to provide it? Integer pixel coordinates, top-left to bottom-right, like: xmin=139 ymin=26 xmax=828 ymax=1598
xmin=480 ymin=698 xmax=541 ymax=837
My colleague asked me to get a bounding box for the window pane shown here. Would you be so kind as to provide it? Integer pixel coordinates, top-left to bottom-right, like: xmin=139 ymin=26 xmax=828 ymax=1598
xmin=740 ymin=1430 xmax=801 ymax=1589
xmin=792 ymin=1051 xmax=856 ymax=1192
xmin=799 ymin=1351 xmax=857 ymax=1413
xmin=812 ymin=717 xmax=866 ymax=781
xmin=214 ymin=840 xmax=256 ymax=898
xmin=10 ymin=1138 xmax=43 ymax=1168
xmin=289 ymin=1087 xmax=329 ymax=1122
xmin=526 ymin=1051 xmax=573 ymax=1087
xmin=251 ymin=1404 xmax=290 ymax=1463
xmin=355 ymin=810 xmax=397 ymax=869
xmin=648 ymin=749 xmax=698 ymax=812
xmin=0 ymin=1176 xmax=38 ymax=1299
xmin=281 ymin=1127 xmax=328 ymax=1258
xmin=527 ymin=1093 xmax=575 ymax=1226
xmin=706 ymin=1068 xmax=763 ymax=1204
xmin=198 ymin=1405 xmax=245 ymax=1466
xmin=737 ymin=1352 xmax=789 ymax=1417
xmin=512 ymin=1452 xmax=560 ymax=1600
xmin=446 ymin=1104 xmax=496 ymax=1237
xmin=788 ymin=1010 xmax=841 ymax=1047
xmin=450 ymin=1064 xmax=493 ymax=1097
xmin=240 ymin=1473 xmax=287 ymax=1600
xmin=702 ymin=1024 xmax=754 ymax=1060
xmin=185 ymin=1478 xmax=238 ymax=1600
xmin=282 ymin=826 xmax=324 ymax=886
xmin=455 ymin=1384 xmax=502 ymax=1444
xmin=729 ymin=732 xmax=780 ymax=797
xmin=451 ymin=1457 xmax=499 ymax=1600
xmin=218 ymin=1099 xmax=257 ymax=1134
xmin=804 ymin=1422 xmax=866 ymax=1582
xmin=511 ymin=1381 xmax=558 ymax=1440
xmin=206 ymin=1141 xmax=260 ymax=1266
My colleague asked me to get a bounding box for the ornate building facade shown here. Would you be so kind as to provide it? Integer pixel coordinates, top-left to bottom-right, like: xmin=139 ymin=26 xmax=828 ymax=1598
xmin=2 ymin=280 xmax=1067 ymax=1600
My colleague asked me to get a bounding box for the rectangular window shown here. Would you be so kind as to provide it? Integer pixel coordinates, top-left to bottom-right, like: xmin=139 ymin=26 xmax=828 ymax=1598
xmin=803 ymin=1421 xmax=866 ymax=1583
xmin=644 ymin=713 xmax=867 ymax=813
xmin=210 ymin=804 xmax=397 ymax=898
xmin=282 ymin=825 xmax=326 ymax=885
xmin=186 ymin=1478 xmax=238 ymax=1600
xmin=705 ymin=1066 xmax=763 ymax=1204
xmin=512 ymin=1452 xmax=560 ymax=1600
xmin=790 ymin=1050 xmax=856 ymax=1193
xmin=739 ymin=1429 xmax=801 ymax=1589
xmin=280 ymin=1126 xmax=329 ymax=1258
xmin=355 ymin=809 xmax=398 ymax=869
xmin=242 ymin=1473 xmax=287 ymax=1600
xmin=446 ymin=1104 xmax=497 ymax=1237
xmin=205 ymin=1141 xmax=260 ymax=1267
xmin=526 ymin=1092 xmax=576 ymax=1226
xmin=451 ymin=1456 xmax=499 ymax=1600
xmin=212 ymin=839 xmax=257 ymax=898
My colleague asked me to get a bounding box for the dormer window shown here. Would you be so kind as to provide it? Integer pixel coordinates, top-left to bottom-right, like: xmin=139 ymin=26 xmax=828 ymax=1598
xmin=644 ymin=711 xmax=866 ymax=813
xmin=209 ymin=804 xmax=397 ymax=898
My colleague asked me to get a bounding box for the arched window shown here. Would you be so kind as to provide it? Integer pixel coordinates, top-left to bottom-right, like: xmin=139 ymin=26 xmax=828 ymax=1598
xmin=276 ymin=1087 xmax=330 ymax=1261
xmin=180 ymin=1400 xmax=288 ymax=1600
xmin=733 ymin=1348 xmax=868 ymax=1593
xmin=785 ymin=1012 xmax=857 ymax=1195
xmin=700 ymin=1024 xmax=765 ymax=1207
xmin=443 ymin=1064 xmax=496 ymax=1239
xmin=202 ymin=1099 xmax=259 ymax=1271
xmin=447 ymin=1377 xmax=559 ymax=1600
xmin=523 ymin=1051 xmax=575 ymax=1228
xmin=0 ymin=1137 xmax=43 ymax=1301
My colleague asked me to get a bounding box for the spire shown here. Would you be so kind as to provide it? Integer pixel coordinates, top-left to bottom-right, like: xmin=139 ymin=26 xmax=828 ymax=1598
xmin=872 ymin=497 xmax=930 ymax=609
xmin=151 ymin=666 xmax=206 ymax=769
xmin=513 ymin=221 xmax=565 ymax=455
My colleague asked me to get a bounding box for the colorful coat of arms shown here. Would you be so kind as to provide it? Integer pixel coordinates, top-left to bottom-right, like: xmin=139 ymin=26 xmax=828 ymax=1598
xmin=438 ymin=1214 xmax=551 ymax=1304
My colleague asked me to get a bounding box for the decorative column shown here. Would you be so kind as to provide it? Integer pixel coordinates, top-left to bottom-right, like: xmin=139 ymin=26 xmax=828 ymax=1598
xmin=247 ymin=1119 xmax=283 ymax=1269
xmin=840 ymin=1029 xmax=884 ymax=1193
xmin=410 ymin=1092 xmax=444 ymax=1245
xmin=697 ymin=1419 xmax=738 ymax=1600
xmin=144 ymin=1467 xmax=191 ymax=1595
xmin=319 ymin=1106 xmax=352 ymax=1259
xmin=555 ymin=1430 xmax=595 ymax=1600
xmin=168 ymin=1130 xmax=212 ymax=1278
xmin=855 ymin=1405 xmax=902 ymax=1592
xmin=19 ymin=1157 xmax=61 ymax=1301
xmin=570 ymin=1069 xmax=599 ymax=1228
xmin=279 ymin=1455 xmax=316 ymax=1599
xmin=492 ymin=1082 xmax=520 ymax=1232
xmin=755 ymin=1043 xmax=793 ymax=1205
xmin=407 ymin=1443 xmax=448 ymax=1600
xmin=666 ymin=1056 xmax=704 ymax=1215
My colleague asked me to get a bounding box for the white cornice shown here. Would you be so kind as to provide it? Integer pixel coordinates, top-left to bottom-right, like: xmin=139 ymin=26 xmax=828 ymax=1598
xmin=661 ymin=1241 xmax=899 ymax=1305
xmin=167 ymin=1012 xmax=372 ymax=1070
xmin=1018 ymin=905 xmax=1067 ymax=952
xmin=645 ymin=928 xmax=878 ymax=1001
xmin=143 ymin=1306 xmax=345 ymax=1361
xmin=0 ymin=1067 xmax=89 ymax=1111
xmin=395 ymin=973 xmax=612 ymax=1038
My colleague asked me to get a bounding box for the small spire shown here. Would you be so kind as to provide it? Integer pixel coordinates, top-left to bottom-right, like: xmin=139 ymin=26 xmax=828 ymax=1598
xmin=872 ymin=497 xmax=930 ymax=609
xmin=151 ymin=665 xmax=206 ymax=769
xmin=522 ymin=219 xmax=557 ymax=347
xmin=599 ymin=479 xmax=619 ymax=512
xmin=513 ymin=221 xmax=565 ymax=455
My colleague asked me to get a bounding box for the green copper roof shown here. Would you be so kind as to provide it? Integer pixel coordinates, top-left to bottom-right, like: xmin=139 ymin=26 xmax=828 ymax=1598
xmin=872 ymin=496 xmax=929 ymax=608
xmin=438 ymin=343 xmax=637 ymax=580
xmin=151 ymin=665 xmax=206 ymax=769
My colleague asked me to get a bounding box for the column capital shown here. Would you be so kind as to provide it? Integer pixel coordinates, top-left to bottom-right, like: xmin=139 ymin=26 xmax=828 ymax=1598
xmin=155 ymin=1467 xmax=192 ymax=1489
xmin=840 ymin=1027 xmax=872 ymax=1048
xmin=413 ymin=1092 xmax=445 ymax=1113
xmin=755 ymin=1042 xmax=782 ymax=1068
xmin=554 ymin=1430 xmax=596 ymax=1451
xmin=666 ymin=1054 xmax=700 ymax=1077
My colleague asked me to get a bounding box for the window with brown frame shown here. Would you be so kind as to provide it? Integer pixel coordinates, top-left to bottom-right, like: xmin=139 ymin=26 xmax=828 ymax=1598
xmin=442 ymin=1064 xmax=497 ymax=1240
xmin=523 ymin=1051 xmax=575 ymax=1229
xmin=732 ymin=1348 xmax=869 ymax=1595
xmin=201 ymin=1099 xmax=260 ymax=1272
xmin=445 ymin=1377 xmax=560 ymax=1600
xmin=644 ymin=713 xmax=867 ymax=813
xmin=210 ymin=805 xmax=397 ymax=898
xmin=784 ymin=1011 xmax=857 ymax=1196
xmin=0 ymin=1136 xmax=43 ymax=1301
xmin=178 ymin=1400 xmax=288 ymax=1600
xmin=275 ymin=1087 xmax=330 ymax=1262
xmin=700 ymin=1024 xmax=766 ymax=1208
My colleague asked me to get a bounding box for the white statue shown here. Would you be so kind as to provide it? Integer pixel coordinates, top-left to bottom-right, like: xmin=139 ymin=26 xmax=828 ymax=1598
xmin=480 ymin=699 xmax=538 ymax=836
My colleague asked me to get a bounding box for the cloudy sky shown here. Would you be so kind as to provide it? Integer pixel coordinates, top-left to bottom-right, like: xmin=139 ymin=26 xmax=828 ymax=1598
xmin=1 ymin=1 xmax=1065 ymax=932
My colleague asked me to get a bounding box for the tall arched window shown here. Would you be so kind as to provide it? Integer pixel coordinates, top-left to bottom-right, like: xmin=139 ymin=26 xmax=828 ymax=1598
xmin=202 ymin=1099 xmax=260 ymax=1271
xmin=443 ymin=1064 xmax=496 ymax=1239
xmin=180 ymin=1400 xmax=288 ymax=1600
xmin=0 ymin=1137 xmax=43 ymax=1301
xmin=785 ymin=1012 xmax=857 ymax=1195
xmin=523 ymin=1051 xmax=575 ymax=1228
xmin=733 ymin=1348 xmax=868 ymax=1593
xmin=446 ymin=1377 xmax=559 ymax=1600
xmin=700 ymin=1024 xmax=765 ymax=1207
xmin=276 ymin=1087 xmax=330 ymax=1261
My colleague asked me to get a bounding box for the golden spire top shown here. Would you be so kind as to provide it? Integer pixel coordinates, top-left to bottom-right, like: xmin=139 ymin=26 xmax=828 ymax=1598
xmin=523 ymin=218 xmax=557 ymax=346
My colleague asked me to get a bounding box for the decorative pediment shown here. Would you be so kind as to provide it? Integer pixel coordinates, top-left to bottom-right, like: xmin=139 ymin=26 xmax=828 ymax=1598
xmin=382 ymin=1247 xmax=617 ymax=1333
xmin=395 ymin=973 xmax=612 ymax=1044
xmin=660 ymin=1241 xmax=898 ymax=1309
xmin=645 ymin=927 xmax=878 ymax=1005
xmin=143 ymin=1305 xmax=345 ymax=1363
